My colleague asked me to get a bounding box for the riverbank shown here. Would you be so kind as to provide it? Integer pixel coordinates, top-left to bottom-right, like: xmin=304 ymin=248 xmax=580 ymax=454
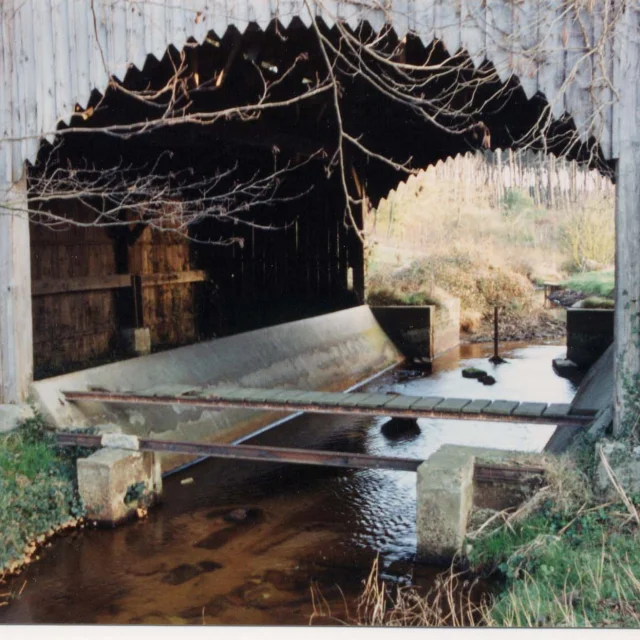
xmin=0 ymin=415 xmax=84 ymax=589
xmin=339 ymin=438 xmax=640 ymax=628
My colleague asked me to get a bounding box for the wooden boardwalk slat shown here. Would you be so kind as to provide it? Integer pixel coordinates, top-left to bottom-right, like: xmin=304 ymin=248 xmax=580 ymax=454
xmin=312 ymin=392 xmax=347 ymax=406
xmin=543 ymin=403 xmax=571 ymax=419
xmin=461 ymin=399 xmax=492 ymax=414
xmin=139 ymin=385 xmax=199 ymax=397
xmin=335 ymin=392 xmax=377 ymax=407
xmin=411 ymin=396 xmax=445 ymax=410
xmin=270 ymin=390 xmax=309 ymax=402
xmin=287 ymin=391 xmax=325 ymax=404
xmin=63 ymin=388 xmax=591 ymax=426
xmin=483 ymin=400 xmax=519 ymax=416
xmin=384 ymin=395 xmax=421 ymax=410
xmin=358 ymin=393 xmax=396 ymax=408
xmin=437 ymin=397 xmax=472 ymax=413
xmin=513 ymin=402 xmax=548 ymax=418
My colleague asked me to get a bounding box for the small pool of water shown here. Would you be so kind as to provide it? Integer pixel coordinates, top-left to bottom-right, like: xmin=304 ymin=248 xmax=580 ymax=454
xmin=0 ymin=341 xmax=580 ymax=625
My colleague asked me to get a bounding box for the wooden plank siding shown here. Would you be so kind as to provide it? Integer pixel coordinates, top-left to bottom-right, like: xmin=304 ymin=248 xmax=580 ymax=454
xmin=29 ymin=197 xmax=205 ymax=376
xmin=0 ymin=0 xmax=633 ymax=405
xmin=0 ymin=0 xmax=623 ymax=189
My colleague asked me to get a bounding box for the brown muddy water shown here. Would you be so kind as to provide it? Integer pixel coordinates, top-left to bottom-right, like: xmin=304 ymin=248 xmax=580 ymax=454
xmin=0 ymin=341 xmax=582 ymax=625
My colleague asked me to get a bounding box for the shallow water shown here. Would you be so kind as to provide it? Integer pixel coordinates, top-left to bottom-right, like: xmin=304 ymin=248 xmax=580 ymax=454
xmin=0 ymin=341 xmax=580 ymax=625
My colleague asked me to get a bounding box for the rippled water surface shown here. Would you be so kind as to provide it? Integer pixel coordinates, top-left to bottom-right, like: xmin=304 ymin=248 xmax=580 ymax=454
xmin=0 ymin=342 xmax=580 ymax=625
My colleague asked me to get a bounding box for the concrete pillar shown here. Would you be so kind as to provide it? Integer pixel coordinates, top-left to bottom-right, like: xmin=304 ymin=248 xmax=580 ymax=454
xmin=416 ymin=447 xmax=475 ymax=564
xmin=0 ymin=177 xmax=34 ymax=404
xmin=121 ymin=327 xmax=152 ymax=356
xmin=77 ymin=435 xmax=162 ymax=525
xmin=614 ymin=8 xmax=640 ymax=437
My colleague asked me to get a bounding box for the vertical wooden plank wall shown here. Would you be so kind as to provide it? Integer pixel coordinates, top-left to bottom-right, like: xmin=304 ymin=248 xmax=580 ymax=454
xmin=30 ymin=201 xmax=118 ymax=376
xmin=128 ymin=225 xmax=198 ymax=348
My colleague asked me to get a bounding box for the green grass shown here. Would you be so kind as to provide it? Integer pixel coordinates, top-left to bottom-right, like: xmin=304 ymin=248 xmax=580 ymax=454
xmin=581 ymin=296 xmax=615 ymax=309
xmin=468 ymin=497 xmax=640 ymax=627
xmin=366 ymin=286 xmax=442 ymax=308
xmin=564 ymin=270 xmax=615 ymax=298
xmin=0 ymin=415 xmax=85 ymax=572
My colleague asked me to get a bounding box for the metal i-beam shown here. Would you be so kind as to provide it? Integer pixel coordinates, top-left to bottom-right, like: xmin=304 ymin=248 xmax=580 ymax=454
xmin=56 ymin=432 xmax=423 ymax=472
xmin=56 ymin=432 xmax=546 ymax=481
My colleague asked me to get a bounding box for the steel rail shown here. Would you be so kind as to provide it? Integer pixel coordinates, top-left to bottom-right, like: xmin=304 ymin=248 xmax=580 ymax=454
xmin=61 ymin=390 xmax=592 ymax=427
xmin=56 ymin=432 xmax=547 ymax=481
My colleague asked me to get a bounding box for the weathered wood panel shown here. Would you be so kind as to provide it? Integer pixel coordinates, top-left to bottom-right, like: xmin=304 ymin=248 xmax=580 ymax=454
xmin=128 ymin=225 xmax=199 ymax=348
xmin=0 ymin=0 xmax=623 ymax=190
xmin=0 ymin=179 xmax=33 ymax=403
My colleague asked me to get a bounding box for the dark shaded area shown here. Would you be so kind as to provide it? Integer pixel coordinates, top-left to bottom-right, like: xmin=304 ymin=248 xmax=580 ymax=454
xmin=27 ymin=19 xmax=612 ymax=376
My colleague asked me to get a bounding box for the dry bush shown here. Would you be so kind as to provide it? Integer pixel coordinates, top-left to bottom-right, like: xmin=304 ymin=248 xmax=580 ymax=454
xmin=460 ymin=309 xmax=483 ymax=333
xmin=561 ymin=196 xmax=615 ymax=272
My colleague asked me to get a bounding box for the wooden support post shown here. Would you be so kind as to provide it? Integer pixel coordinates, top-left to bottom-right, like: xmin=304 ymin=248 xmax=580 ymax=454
xmin=0 ymin=178 xmax=34 ymax=403
xmin=614 ymin=11 xmax=640 ymax=437
xmin=131 ymin=274 xmax=145 ymax=329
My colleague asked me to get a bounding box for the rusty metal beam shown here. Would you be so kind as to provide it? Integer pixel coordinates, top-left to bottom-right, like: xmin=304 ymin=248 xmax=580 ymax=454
xmin=56 ymin=432 xmax=548 ymax=483
xmin=61 ymin=390 xmax=591 ymax=427
xmin=56 ymin=432 xmax=423 ymax=472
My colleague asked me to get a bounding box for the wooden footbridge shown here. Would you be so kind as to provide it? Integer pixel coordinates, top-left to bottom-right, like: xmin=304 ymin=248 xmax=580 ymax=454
xmin=63 ymin=386 xmax=593 ymax=427
xmin=56 ymin=385 xmax=591 ymax=481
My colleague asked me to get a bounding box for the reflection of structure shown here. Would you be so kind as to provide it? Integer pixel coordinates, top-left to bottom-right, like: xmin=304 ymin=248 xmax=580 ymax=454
xmin=1 ymin=2 xmax=638 ymax=438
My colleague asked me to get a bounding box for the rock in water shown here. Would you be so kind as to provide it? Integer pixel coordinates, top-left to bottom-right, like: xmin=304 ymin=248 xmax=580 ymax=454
xmin=224 ymin=507 xmax=263 ymax=525
xmin=479 ymin=375 xmax=496 ymax=385
xmin=381 ymin=418 xmax=421 ymax=440
xmin=462 ymin=367 xmax=487 ymax=379
xmin=552 ymin=358 xmax=580 ymax=378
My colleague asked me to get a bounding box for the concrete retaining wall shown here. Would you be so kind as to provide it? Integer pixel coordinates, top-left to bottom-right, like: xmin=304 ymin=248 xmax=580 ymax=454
xmin=370 ymin=301 xmax=460 ymax=364
xmin=433 ymin=298 xmax=461 ymax=358
xmin=32 ymin=306 xmax=403 ymax=471
xmin=567 ymin=308 xmax=614 ymax=368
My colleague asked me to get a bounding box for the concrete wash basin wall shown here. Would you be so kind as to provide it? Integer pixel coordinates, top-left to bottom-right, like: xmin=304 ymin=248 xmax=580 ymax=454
xmin=32 ymin=305 xmax=403 ymax=471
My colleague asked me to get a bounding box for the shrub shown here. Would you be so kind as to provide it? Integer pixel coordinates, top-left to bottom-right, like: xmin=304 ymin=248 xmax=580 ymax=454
xmin=0 ymin=415 xmax=85 ymax=572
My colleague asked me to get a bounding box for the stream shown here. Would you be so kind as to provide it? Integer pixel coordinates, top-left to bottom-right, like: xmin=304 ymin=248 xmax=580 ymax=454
xmin=0 ymin=341 xmax=582 ymax=625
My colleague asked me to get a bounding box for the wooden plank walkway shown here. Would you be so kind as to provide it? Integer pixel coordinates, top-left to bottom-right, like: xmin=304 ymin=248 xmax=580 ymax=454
xmin=63 ymin=386 xmax=593 ymax=426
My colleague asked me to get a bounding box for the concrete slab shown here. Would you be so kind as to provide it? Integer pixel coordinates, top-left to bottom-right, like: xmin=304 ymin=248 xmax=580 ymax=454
xmin=77 ymin=448 xmax=162 ymax=524
xmin=0 ymin=404 xmax=34 ymax=433
xmin=483 ymin=400 xmax=518 ymax=416
xmin=33 ymin=305 xmax=403 ymax=473
xmin=513 ymin=402 xmax=548 ymax=418
xmin=569 ymin=344 xmax=614 ymax=416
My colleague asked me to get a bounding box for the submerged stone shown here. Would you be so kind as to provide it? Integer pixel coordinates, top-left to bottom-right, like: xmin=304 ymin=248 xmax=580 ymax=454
xmin=461 ymin=367 xmax=487 ymax=379
xmin=162 ymin=563 xmax=202 ymax=586
xmin=224 ymin=507 xmax=263 ymax=525
xmin=381 ymin=417 xmax=421 ymax=440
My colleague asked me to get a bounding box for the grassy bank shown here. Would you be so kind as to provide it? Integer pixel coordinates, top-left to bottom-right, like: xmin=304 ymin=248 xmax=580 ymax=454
xmin=563 ymin=270 xmax=615 ymax=299
xmin=466 ymin=454 xmax=640 ymax=627
xmin=0 ymin=415 xmax=85 ymax=579
xmin=331 ymin=449 xmax=640 ymax=628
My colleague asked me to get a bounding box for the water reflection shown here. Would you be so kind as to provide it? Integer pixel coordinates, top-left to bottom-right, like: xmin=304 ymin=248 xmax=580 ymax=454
xmin=0 ymin=341 xmax=579 ymax=625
